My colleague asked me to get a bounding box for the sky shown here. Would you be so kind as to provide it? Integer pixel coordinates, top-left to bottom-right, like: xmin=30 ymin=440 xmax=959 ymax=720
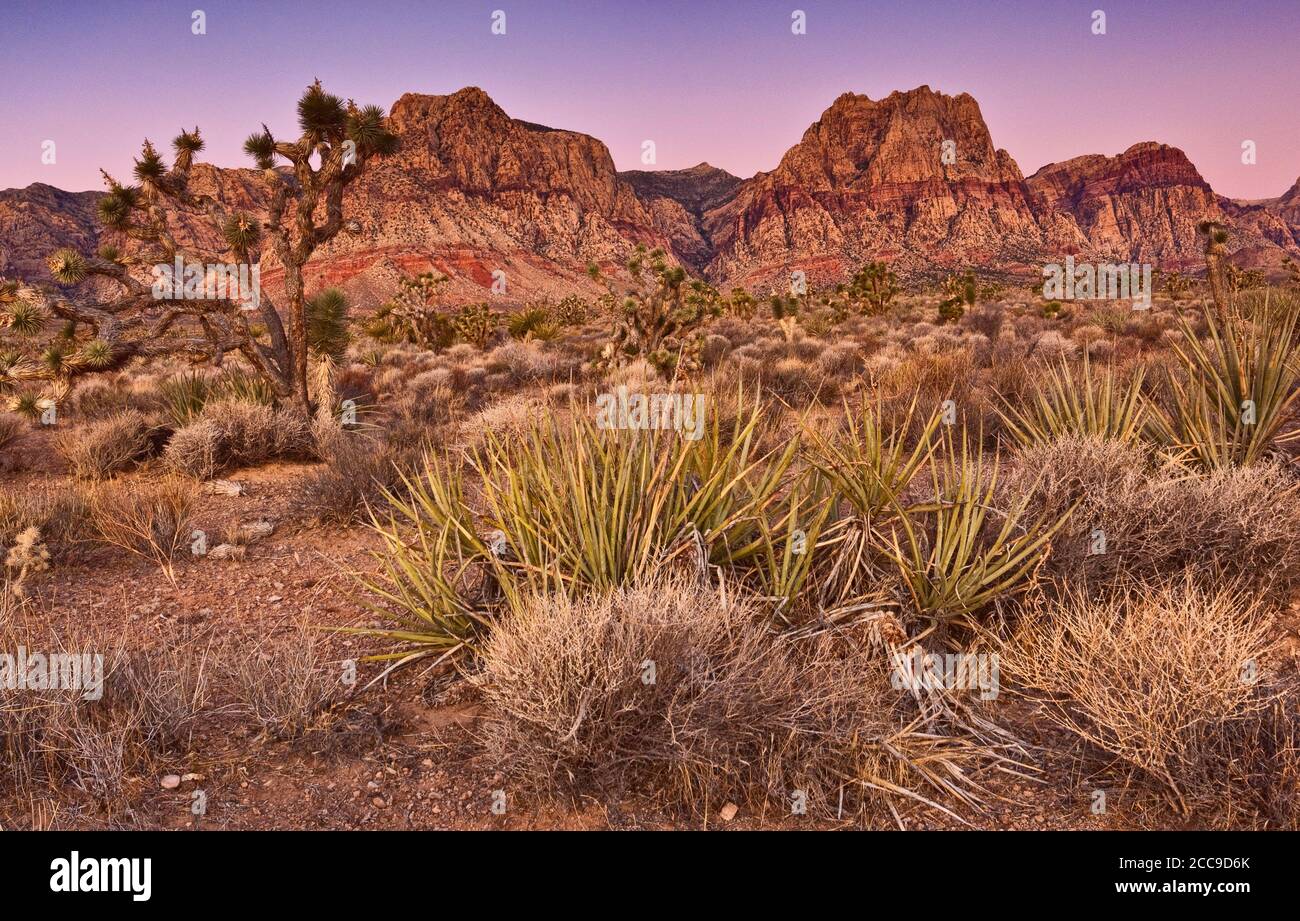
xmin=1 ymin=0 xmax=1297 ymax=199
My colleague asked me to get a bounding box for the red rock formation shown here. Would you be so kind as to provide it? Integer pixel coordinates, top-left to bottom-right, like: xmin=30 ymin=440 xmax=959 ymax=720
xmin=701 ymin=87 xmax=1046 ymax=289
xmin=4 ymin=85 xmax=1298 ymax=300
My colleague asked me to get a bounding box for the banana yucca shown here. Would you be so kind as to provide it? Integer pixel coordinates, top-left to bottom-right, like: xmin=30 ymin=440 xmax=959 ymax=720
xmin=999 ymin=354 xmax=1147 ymax=447
xmin=1149 ymin=291 xmax=1300 ymax=469
xmin=889 ymin=430 xmax=1073 ymax=624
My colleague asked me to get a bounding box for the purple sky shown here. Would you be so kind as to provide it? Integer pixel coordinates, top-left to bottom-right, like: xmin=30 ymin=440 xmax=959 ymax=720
xmin=2 ymin=0 xmax=1297 ymax=199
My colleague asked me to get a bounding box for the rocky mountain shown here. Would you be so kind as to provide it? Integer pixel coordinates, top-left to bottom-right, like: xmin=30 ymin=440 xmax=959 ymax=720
xmin=0 ymin=183 xmax=103 ymax=281
xmin=620 ymin=163 xmax=741 ymax=271
xmin=701 ymin=87 xmax=1048 ymax=289
xmin=3 ymin=85 xmax=1298 ymax=304
xmin=1024 ymin=143 xmax=1298 ymax=271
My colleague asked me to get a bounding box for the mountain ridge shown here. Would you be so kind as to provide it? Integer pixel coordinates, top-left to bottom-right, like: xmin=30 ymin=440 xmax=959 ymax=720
xmin=4 ymin=85 xmax=1298 ymax=304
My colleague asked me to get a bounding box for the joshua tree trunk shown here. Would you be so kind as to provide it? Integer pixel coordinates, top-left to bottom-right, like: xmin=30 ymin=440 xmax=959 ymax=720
xmin=1199 ymin=220 xmax=1233 ymax=321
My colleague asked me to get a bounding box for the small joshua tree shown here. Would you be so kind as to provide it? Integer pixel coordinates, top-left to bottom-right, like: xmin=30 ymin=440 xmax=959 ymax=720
xmin=368 ymin=272 xmax=455 ymax=351
xmin=725 ymin=287 xmax=757 ymax=320
xmin=452 ymin=303 xmax=499 ymax=349
xmin=769 ymin=292 xmax=802 ymax=342
xmin=848 ymin=261 xmax=900 ymax=315
xmin=938 ymin=270 xmax=977 ymax=323
xmin=1160 ymin=269 xmax=1191 ymax=302
xmin=0 ymin=81 xmax=397 ymax=418
xmin=589 ymin=245 xmax=717 ymax=376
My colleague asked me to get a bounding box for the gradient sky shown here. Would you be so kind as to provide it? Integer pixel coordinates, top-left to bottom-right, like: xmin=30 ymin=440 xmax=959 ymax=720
xmin=2 ymin=0 xmax=1296 ymax=199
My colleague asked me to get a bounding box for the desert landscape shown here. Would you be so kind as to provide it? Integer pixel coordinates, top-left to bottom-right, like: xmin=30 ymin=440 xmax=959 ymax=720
xmin=2 ymin=2 xmax=1299 ymax=840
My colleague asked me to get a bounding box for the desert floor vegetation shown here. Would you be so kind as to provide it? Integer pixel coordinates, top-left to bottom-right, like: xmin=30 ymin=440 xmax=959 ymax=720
xmin=2 ymin=281 xmax=1298 ymax=830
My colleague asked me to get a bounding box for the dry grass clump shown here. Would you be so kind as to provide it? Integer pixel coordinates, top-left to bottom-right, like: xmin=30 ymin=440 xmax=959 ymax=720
xmin=480 ymin=577 xmax=994 ymax=823
xmin=224 ymin=620 xmax=342 ymax=741
xmin=87 ymin=476 xmax=197 ymax=582
xmin=0 ymin=488 xmax=89 ymax=566
xmin=1000 ymin=579 xmax=1298 ymax=825
xmin=163 ymin=399 xmax=314 ymax=478
xmin=1003 ymin=436 xmax=1300 ymax=596
xmin=0 ymin=627 xmax=211 ymax=815
xmin=53 ymin=410 xmax=156 ymax=479
xmin=299 ymin=427 xmax=419 ymax=524
xmin=0 ymin=413 xmax=24 ymax=456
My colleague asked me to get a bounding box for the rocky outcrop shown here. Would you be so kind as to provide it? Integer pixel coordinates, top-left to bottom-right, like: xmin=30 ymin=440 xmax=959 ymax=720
xmin=1025 ymin=143 xmax=1296 ymax=271
xmin=0 ymin=183 xmax=103 ymax=281
xmin=304 ymin=87 xmax=675 ymax=305
xmin=620 ymin=163 xmax=741 ymax=271
xmin=700 ymin=87 xmax=1046 ymax=289
xmin=3 ymin=85 xmax=1298 ymax=300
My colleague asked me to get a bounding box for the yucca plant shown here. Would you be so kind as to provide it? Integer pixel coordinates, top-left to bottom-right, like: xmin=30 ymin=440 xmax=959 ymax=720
xmin=806 ymin=396 xmax=941 ymax=525
xmin=159 ymin=372 xmax=213 ymax=427
xmin=1148 ymin=290 xmax=1300 ymax=468
xmin=306 ymin=288 xmax=351 ymax=361
xmin=506 ymin=306 xmax=559 ymax=341
xmin=347 ymin=514 xmax=489 ymax=667
xmin=739 ymin=471 xmax=837 ymax=621
xmin=889 ymin=429 xmax=1072 ymax=624
xmin=215 ymin=365 xmax=278 ymax=406
xmin=350 ymin=393 xmax=801 ymax=664
xmin=999 ymin=354 xmax=1147 ymax=447
xmin=472 ymin=396 xmax=797 ymax=598
xmin=3 ymin=299 xmax=47 ymax=337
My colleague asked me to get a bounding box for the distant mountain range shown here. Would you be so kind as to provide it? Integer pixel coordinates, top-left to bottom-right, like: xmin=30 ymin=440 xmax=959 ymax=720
xmin=3 ymin=85 xmax=1298 ymax=305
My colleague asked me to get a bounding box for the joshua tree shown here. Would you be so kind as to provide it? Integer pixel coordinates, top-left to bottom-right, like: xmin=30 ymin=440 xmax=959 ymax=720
xmin=589 ymin=245 xmax=717 ymax=376
xmin=1160 ymin=269 xmax=1192 ymax=302
xmin=938 ymin=270 xmax=977 ymax=323
xmin=847 ymin=260 xmax=901 ymax=314
xmin=368 ymin=272 xmax=455 ymax=351
xmin=0 ymin=81 xmax=397 ymax=417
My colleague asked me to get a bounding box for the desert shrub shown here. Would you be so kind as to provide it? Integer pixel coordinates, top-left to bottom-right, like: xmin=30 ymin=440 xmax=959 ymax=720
xmin=1000 ymin=579 xmax=1299 ymax=825
xmin=873 ymin=349 xmax=977 ymax=441
xmin=87 ymin=476 xmax=197 ymax=582
xmin=163 ymin=400 xmax=313 ymax=478
xmin=0 ymin=628 xmax=210 ymax=813
xmin=299 ymin=428 xmax=417 ymax=524
xmin=53 ymin=410 xmax=155 ymax=479
xmin=162 ymin=419 xmax=221 ymax=479
xmin=1003 ymin=436 xmax=1300 ymax=597
xmin=0 ymin=488 xmax=89 ymax=564
xmin=483 ymin=340 xmax=572 ymax=386
xmin=0 ymin=412 xmax=24 ymax=455
xmin=224 ymin=621 xmax=340 ymax=740
xmin=480 ymin=578 xmax=991 ymax=821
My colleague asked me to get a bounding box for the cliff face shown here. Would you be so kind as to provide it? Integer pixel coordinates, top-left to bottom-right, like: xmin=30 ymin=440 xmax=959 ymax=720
xmin=3 ymin=85 xmax=1299 ymax=302
xmin=700 ymin=87 xmax=1046 ymax=288
xmin=302 ymin=87 xmax=675 ymax=305
xmin=0 ymin=183 xmax=103 ymax=281
xmin=620 ymin=163 xmax=742 ymax=271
